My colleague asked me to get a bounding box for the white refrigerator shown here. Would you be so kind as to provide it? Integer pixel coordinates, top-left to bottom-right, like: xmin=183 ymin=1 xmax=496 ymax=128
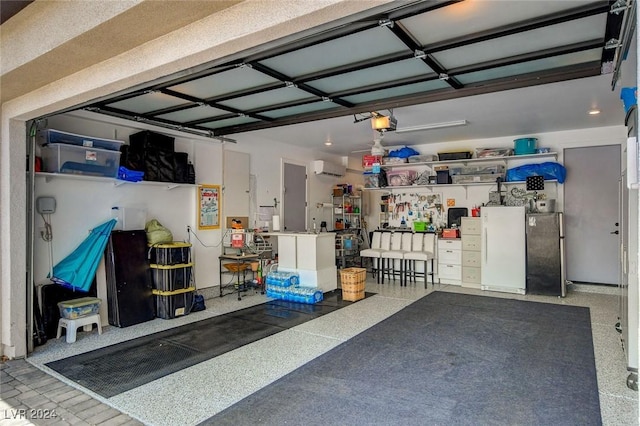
xmin=481 ymin=206 xmax=526 ymax=294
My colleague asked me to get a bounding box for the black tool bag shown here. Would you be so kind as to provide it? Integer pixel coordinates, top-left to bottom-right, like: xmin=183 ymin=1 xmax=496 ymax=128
xmin=174 ymin=152 xmax=190 ymax=183
xmin=129 ymin=130 xmax=175 ymax=153
xmin=127 ymin=131 xmax=176 ymax=182
xmin=144 ymin=149 xmax=175 ymax=182
xmin=187 ymin=162 xmax=196 ymax=184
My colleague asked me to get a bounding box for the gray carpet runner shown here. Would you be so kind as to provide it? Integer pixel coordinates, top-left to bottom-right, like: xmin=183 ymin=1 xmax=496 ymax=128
xmin=202 ymin=291 xmax=601 ymax=426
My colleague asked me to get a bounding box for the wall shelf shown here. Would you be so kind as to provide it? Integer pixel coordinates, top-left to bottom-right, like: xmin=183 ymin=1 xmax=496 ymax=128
xmin=363 ymin=179 xmax=559 ymax=191
xmin=34 ymin=172 xmax=196 ymax=190
xmin=380 ymin=152 xmax=558 ymax=169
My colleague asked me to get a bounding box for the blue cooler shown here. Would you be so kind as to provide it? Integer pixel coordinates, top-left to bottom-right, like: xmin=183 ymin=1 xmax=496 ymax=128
xmin=514 ymin=138 xmax=537 ymax=155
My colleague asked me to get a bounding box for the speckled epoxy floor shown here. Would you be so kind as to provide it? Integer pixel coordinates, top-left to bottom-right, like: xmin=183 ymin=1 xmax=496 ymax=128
xmin=26 ymin=280 xmax=639 ymax=426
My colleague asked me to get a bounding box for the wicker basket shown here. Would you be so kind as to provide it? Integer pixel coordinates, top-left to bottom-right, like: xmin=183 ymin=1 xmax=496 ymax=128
xmin=223 ymin=263 xmax=249 ymax=273
xmin=340 ymin=267 xmax=366 ymax=302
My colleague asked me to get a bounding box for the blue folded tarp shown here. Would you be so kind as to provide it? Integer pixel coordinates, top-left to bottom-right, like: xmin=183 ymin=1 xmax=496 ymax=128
xmin=50 ymin=219 xmax=117 ymax=292
xmin=505 ymin=162 xmax=566 ymax=183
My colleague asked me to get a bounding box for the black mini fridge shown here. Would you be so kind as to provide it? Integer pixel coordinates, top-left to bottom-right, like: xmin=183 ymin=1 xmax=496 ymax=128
xmin=525 ymin=212 xmax=566 ymax=296
xmin=105 ymin=230 xmax=155 ymax=327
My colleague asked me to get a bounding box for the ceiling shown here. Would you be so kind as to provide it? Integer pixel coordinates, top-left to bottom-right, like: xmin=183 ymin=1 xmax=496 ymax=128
xmin=0 ymin=0 xmax=245 ymax=104
xmin=41 ymin=1 xmax=639 ymax=155
xmin=249 ymin=71 xmax=636 ymax=156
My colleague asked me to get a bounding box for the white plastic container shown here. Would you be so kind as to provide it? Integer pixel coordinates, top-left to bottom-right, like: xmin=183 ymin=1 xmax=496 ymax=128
xmin=112 ymin=207 xmax=147 ymax=231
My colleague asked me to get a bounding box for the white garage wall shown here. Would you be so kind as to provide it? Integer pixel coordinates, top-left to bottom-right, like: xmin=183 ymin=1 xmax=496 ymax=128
xmin=32 ymin=114 xmax=365 ymax=292
xmin=34 ymin=113 xmax=223 ymax=290
xmin=225 ymin=132 xmax=364 ymax=230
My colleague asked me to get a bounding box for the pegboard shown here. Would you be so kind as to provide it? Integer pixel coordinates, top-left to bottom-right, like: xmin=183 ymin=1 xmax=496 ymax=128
xmin=386 ymin=191 xmax=445 ymax=228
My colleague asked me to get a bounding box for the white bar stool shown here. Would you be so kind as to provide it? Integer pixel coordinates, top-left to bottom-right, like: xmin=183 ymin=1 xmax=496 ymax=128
xmin=56 ymin=314 xmax=102 ymax=343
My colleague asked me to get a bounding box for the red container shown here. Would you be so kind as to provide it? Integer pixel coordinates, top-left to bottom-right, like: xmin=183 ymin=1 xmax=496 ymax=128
xmin=441 ymin=229 xmax=459 ymax=238
xmin=362 ymin=154 xmax=382 ymax=169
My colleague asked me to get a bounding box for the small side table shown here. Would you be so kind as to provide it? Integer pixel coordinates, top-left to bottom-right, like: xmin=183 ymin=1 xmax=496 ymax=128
xmin=219 ymin=254 xmax=260 ymax=300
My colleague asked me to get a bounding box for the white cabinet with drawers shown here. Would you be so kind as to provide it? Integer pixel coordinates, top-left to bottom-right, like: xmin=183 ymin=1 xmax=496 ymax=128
xmin=461 ymin=217 xmax=482 ymax=289
xmin=437 ymin=238 xmax=462 ymax=285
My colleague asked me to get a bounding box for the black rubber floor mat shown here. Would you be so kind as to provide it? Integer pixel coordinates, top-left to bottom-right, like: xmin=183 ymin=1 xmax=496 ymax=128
xmin=46 ymin=290 xmax=371 ymax=398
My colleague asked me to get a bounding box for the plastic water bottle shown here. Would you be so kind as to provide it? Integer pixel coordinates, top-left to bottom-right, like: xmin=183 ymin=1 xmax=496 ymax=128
xmin=289 ymin=273 xmax=299 ymax=286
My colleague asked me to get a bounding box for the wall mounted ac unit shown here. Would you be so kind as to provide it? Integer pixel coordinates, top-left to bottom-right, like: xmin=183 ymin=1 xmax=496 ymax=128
xmin=313 ymin=160 xmax=346 ymax=177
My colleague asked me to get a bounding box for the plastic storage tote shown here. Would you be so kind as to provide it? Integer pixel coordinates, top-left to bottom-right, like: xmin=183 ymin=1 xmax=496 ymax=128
xmin=386 ymin=170 xmax=417 ymax=186
xmin=150 ymin=263 xmax=193 ymax=291
xmin=148 ymin=242 xmax=192 ymax=265
xmin=58 ymin=297 xmax=101 ymax=319
xmin=37 ymin=129 xmax=124 ymax=151
xmin=152 ymin=287 xmax=194 ymax=319
xmin=41 ymin=143 xmax=121 ymax=177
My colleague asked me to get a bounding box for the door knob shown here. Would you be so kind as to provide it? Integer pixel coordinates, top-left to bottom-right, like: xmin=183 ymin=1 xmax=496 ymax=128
xmin=611 ymin=230 xmax=620 ymax=235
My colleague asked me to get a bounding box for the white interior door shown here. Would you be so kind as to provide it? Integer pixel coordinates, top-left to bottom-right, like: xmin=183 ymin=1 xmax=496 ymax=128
xmin=223 ymin=150 xmax=250 ymax=225
xmin=282 ymin=161 xmax=307 ymax=232
xmin=564 ymin=145 xmax=621 ymax=285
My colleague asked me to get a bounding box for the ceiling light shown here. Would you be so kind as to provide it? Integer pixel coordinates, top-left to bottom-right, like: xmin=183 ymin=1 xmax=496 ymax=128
xmin=324 ymin=141 xmax=332 ymax=146
xmin=588 ymin=109 xmax=601 ymax=115
xmin=395 ymin=119 xmax=467 ymax=133
xmin=371 ymin=115 xmax=397 ymax=131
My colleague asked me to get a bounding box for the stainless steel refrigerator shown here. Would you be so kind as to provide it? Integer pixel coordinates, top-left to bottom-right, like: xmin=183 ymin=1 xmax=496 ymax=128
xmin=525 ymin=212 xmax=566 ymax=297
